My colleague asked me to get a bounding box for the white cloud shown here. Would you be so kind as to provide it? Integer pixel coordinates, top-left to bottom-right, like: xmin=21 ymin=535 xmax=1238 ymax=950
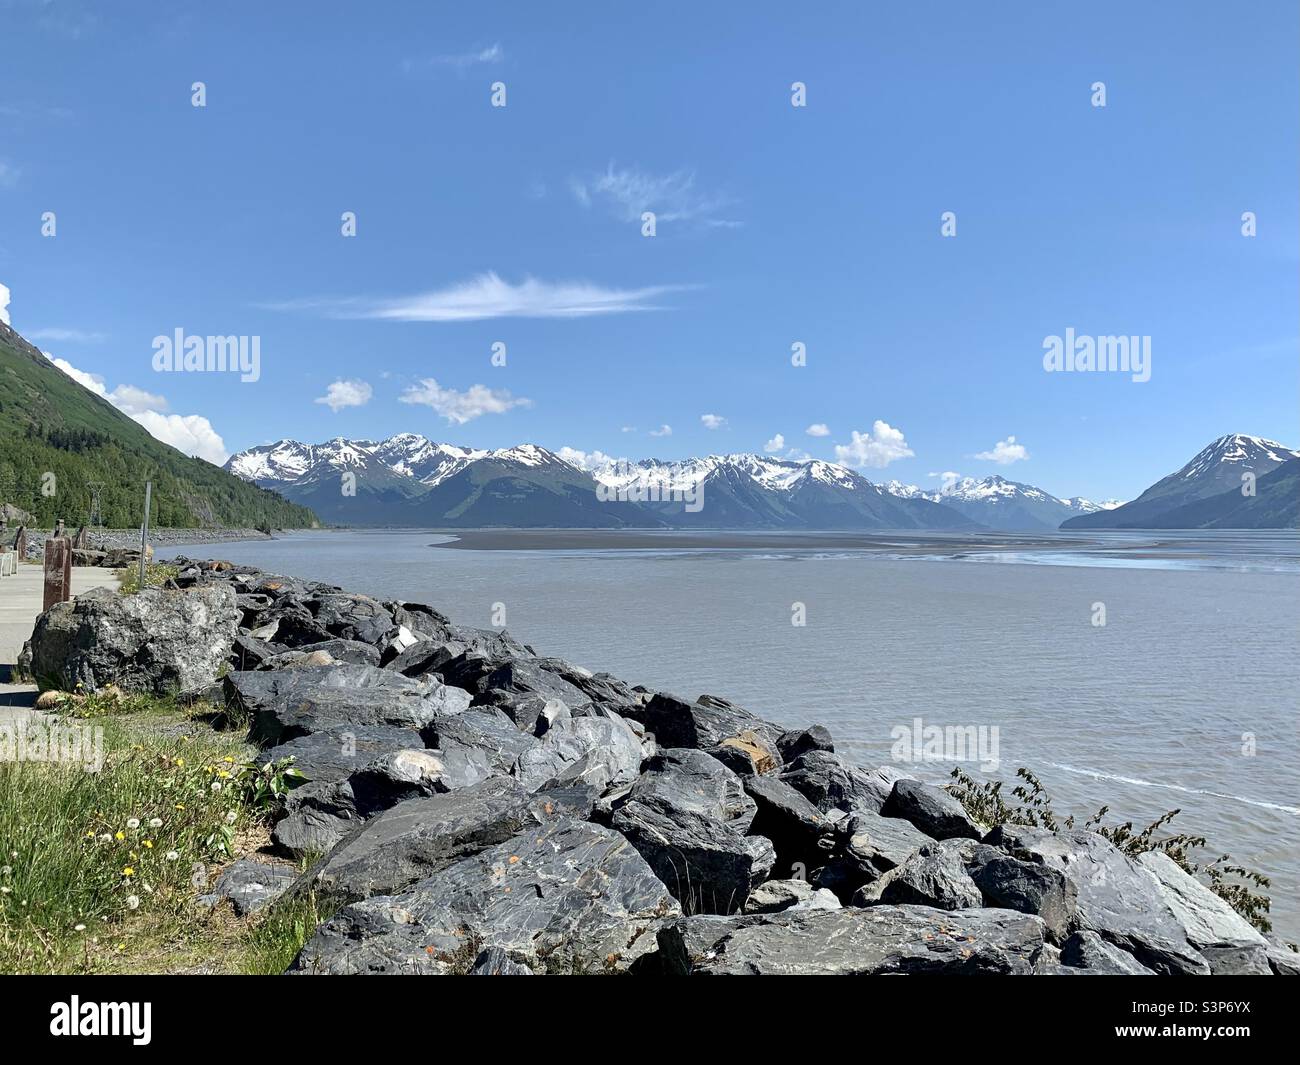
xmin=930 ymin=471 xmax=963 ymax=493
xmin=557 ymin=447 xmax=617 ymax=471
xmin=403 ymin=44 xmax=503 ymax=72
xmin=45 ymin=354 xmax=228 ymax=464
xmin=649 ymin=424 xmax=673 ymax=437
xmin=784 ymin=447 xmax=812 ymax=462
xmin=701 ymin=413 xmax=727 ymax=430
xmin=764 ymin=433 xmax=785 ymax=453
xmin=620 ymin=425 xmax=636 ymax=433
xmin=399 ymin=378 xmax=532 ymax=425
xmin=570 ymin=163 xmax=739 ymax=227
xmin=272 ymin=272 xmax=686 ymax=322
xmin=805 ymin=423 xmax=830 ymax=437
xmin=973 ymin=435 xmax=1029 ymax=465
xmin=0 ymin=162 xmax=18 ymax=188
xmin=26 ymin=327 xmax=107 ymax=343
xmin=0 ymin=282 xmax=9 ymax=325
xmin=834 ymin=421 xmax=915 ymax=469
xmin=131 ymin=411 xmax=228 ymax=465
xmin=315 ymin=378 xmax=373 ymax=412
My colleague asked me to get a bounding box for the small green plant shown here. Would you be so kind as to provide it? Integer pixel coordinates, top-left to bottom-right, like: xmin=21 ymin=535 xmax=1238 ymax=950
xmin=115 ymin=563 xmax=180 ymax=595
xmin=948 ymin=767 xmax=1274 ymax=932
xmin=240 ymin=890 xmax=333 ymax=975
xmin=229 ymin=757 xmax=305 ymax=813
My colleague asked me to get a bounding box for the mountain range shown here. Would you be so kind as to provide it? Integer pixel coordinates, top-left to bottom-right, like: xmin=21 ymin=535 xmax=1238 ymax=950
xmin=1061 ymin=435 xmax=1300 ymax=530
xmin=225 ymin=435 xmax=1112 ymax=531
xmin=227 ymin=432 xmax=1299 ymax=531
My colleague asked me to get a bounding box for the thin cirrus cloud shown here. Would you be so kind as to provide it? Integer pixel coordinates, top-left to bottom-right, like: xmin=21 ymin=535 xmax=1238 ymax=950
xmin=399 ymin=378 xmax=532 ymax=426
xmin=314 ymin=378 xmax=373 ymax=413
xmin=26 ymin=327 xmax=107 ymax=343
xmin=265 ymin=272 xmax=689 ymax=323
xmin=570 ymin=163 xmax=740 ymax=228
xmin=972 ymin=435 xmax=1029 ymax=464
xmin=649 ymin=424 xmax=672 ymax=437
xmin=834 ymin=421 xmax=915 ymax=469
xmin=402 ymin=43 xmax=503 ymax=73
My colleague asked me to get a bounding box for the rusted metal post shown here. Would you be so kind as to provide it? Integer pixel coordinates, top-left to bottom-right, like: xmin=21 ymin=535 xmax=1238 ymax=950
xmin=43 ymin=535 xmax=72 ymax=611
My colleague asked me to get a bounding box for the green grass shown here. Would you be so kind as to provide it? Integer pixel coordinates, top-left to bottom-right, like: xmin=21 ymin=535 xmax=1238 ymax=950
xmin=240 ymin=891 xmax=333 ymax=975
xmin=114 ymin=563 xmax=181 ymax=596
xmin=0 ymin=705 xmax=295 ymax=973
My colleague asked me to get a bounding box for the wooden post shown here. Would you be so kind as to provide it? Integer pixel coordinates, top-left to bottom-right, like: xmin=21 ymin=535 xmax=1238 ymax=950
xmin=43 ymin=536 xmax=72 ymax=611
xmin=138 ymin=481 xmax=152 ymax=590
xmin=13 ymin=525 xmax=26 ymax=559
xmin=73 ymin=524 xmax=88 ymax=549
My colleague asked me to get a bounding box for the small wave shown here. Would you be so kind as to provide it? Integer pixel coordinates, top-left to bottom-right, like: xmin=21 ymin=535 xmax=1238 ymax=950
xmin=1043 ymin=761 xmax=1300 ymax=815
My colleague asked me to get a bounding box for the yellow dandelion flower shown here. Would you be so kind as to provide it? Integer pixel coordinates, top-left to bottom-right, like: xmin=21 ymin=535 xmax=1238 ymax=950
xmin=122 ymin=867 xmax=134 ymax=877
xmin=143 ymin=841 xmax=153 ymax=849
xmin=114 ymin=831 xmax=125 ymax=841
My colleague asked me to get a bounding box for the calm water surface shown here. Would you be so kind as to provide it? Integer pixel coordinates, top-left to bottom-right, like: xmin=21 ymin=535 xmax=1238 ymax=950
xmin=160 ymin=528 xmax=1300 ymax=938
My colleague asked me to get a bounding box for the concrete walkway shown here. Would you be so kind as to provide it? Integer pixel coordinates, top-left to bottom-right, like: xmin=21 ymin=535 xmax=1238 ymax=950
xmin=0 ymin=564 xmax=121 ymax=707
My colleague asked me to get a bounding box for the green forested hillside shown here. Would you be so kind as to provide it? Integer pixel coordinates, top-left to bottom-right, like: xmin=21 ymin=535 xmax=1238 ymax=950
xmin=0 ymin=322 xmax=317 ymax=529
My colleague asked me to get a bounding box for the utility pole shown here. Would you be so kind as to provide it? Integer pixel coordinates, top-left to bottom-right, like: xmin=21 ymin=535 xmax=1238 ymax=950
xmin=138 ymin=481 xmax=152 ymax=590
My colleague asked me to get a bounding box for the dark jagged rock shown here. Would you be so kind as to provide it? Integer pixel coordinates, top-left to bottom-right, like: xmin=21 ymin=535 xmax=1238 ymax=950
xmin=620 ymin=691 xmax=784 ymax=751
xmin=971 ymin=852 xmax=1077 ymax=942
xmin=779 ymin=750 xmax=909 ymax=815
xmin=882 ymin=778 xmax=983 ymax=840
xmin=199 ymin=857 xmax=298 ymax=916
xmin=742 ymin=773 xmax=839 ymax=870
xmin=707 ymin=729 xmax=781 ymax=775
xmin=813 ymin=808 xmax=934 ymax=899
xmin=289 ymin=818 xmax=679 ymax=974
xmin=987 ymin=825 xmax=1211 ymax=975
xmin=300 ymin=777 xmax=546 ymax=905
xmin=296 ymin=638 xmax=383 ymax=667
xmin=1059 ymin=931 xmax=1157 ymax=974
xmin=305 ymin=592 xmax=395 ymax=645
xmin=658 ymin=904 xmax=1047 ymax=975
xmin=227 ymin=664 xmax=471 ymax=745
xmin=20 ymin=584 xmax=239 ymax=695
xmin=611 ymin=749 xmax=774 ymax=914
xmin=264 ymin=724 xmax=426 ymax=784
xmin=743 ymin=878 xmax=841 ymax=915
xmin=1137 ymin=851 xmax=1271 ymax=975
xmin=855 ymin=838 xmax=988 ymax=910
xmin=469 ymin=947 xmax=533 ymax=975
xmin=512 ymin=712 xmax=646 ymax=794
xmin=422 ymin=707 xmax=540 ymax=774
xmin=776 ymin=725 xmax=834 ymax=762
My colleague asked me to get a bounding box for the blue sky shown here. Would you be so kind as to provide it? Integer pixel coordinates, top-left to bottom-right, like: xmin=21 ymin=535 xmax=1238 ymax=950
xmin=0 ymin=0 xmax=1296 ymax=500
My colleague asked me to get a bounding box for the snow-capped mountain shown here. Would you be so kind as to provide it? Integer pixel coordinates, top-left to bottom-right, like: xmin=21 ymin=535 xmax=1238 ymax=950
xmin=224 ymin=437 xmax=978 ymax=529
xmin=881 ymin=475 xmax=1112 ymax=531
xmin=1062 ymin=434 xmax=1300 ymax=530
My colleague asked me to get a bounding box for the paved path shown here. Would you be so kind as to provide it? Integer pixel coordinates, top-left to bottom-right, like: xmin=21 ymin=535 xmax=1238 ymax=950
xmin=0 ymin=564 xmax=121 ymax=707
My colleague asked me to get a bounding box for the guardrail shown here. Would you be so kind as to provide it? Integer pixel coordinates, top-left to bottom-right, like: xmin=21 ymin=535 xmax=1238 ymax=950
xmin=0 ymin=549 xmax=18 ymax=577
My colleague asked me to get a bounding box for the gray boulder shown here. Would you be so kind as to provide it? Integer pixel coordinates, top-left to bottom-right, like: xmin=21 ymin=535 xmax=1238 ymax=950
xmin=20 ymin=584 xmax=239 ymax=695
xmin=987 ymin=826 xmax=1210 ymax=975
xmin=611 ymin=749 xmax=774 ymax=914
xmin=658 ymin=904 xmax=1047 ymax=975
xmin=776 ymin=725 xmax=834 ymax=762
xmin=881 ymin=778 xmax=983 ymax=840
xmin=301 ymin=777 xmax=545 ymax=905
xmin=621 ymin=692 xmax=783 ymax=751
xmin=1059 ymin=930 xmax=1156 ymax=974
xmin=512 ymin=712 xmax=645 ymax=794
xmin=813 ymin=808 xmax=933 ymax=898
xmin=289 ymin=817 xmax=679 ymax=974
xmin=423 ymin=707 xmax=540 ymax=774
xmin=742 ymin=773 xmax=839 ymax=869
xmin=199 ymin=857 xmax=297 ymax=916
xmin=1137 ymin=851 xmax=1271 ymax=975
xmin=780 ymin=751 xmax=910 ymax=815
xmin=226 ymin=664 xmax=472 ymax=745
xmin=743 ymin=878 xmax=841 ymax=915
xmin=263 ymin=724 xmax=426 ymax=785
xmin=469 ymin=947 xmax=533 ymax=975
xmin=855 ymin=838 xmax=988 ymax=910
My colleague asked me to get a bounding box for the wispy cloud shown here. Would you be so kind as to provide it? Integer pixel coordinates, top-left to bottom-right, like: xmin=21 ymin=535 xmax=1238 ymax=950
xmin=834 ymin=421 xmax=915 ymax=469
xmin=649 ymin=424 xmax=673 ymax=437
xmin=26 ymin=327 xmax=106 ymax=343
xmin=570 ymin=163 xmax=740 ymax=228
xmin=399 ymin=378 xmax=532 ymax=425
xmin=267 ymin=272 xmax=689 ymax=322
xmin=0 ymin=161 xmax=19 ymax=188
xmin=972 ymin=435 xmax=1029 ymax=464
xmin=315 ymin=378 xmax=373 ymax=412
xmin=701 ymin=413 xmax=727 ymax=430
xmin=403 ymin=43 xmax=503 ymax=74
